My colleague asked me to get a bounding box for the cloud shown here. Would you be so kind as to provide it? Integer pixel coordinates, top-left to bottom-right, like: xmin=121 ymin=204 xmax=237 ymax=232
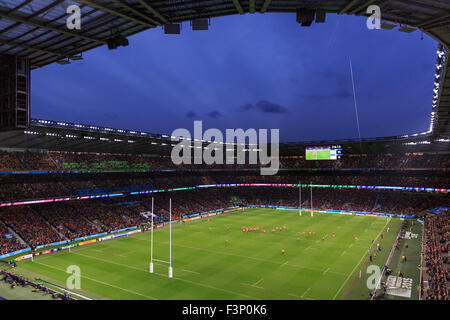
xmin=333 ymin=90 xmax=352 ymax=99
xmin=206 ymin=110 xmax=222 ymax=118
xmin=239 ymin=103 xmax=254 ymax=111
xmin=186 ymin=110 xmax=197 ymax=118
xmin=238 ymin=100 xmax=288 ymax=114
xmin=319 ymin=70 xmax=348 ymax=84
xmin=299 ymin=90 xmax=352 ymax=100
xmin=256 ymin=101 xmax=288 ymax=114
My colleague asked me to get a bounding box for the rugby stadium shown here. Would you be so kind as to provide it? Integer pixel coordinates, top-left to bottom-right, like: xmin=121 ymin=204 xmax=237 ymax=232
xmin=0 ymin=0 xmax=449 ymax=304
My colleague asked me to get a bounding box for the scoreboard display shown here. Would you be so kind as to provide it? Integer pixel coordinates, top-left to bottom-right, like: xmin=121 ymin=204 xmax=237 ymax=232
xmin=305 ymin=145 xmax=342 ymax=160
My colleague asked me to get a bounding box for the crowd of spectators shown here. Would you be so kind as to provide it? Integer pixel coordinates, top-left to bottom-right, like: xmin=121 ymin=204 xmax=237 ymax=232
xmin=0 ymin=270 xmax=72 ymax=300
xmin=0 ymin=150 xmax=449 ymax=171
xmin=0 ymin=152 xmax=23 ymax=171
xmin=34 ymin=203 xmax=100 ymax=241
xmin=0 ymin=221 xmax=25 ymax=256
xmin=279 ymin=153 xmax=450 ymax=169
xmin=0 ymin=150 xmax=448 ymax=275
xmin=0 ymin=174 xmax=448 ymax=203
xmin=0 ymin=185 xmax=448 ymax=259
xmin=422 ymin=212 xmax=449 ymax=300
xmin=0 ymin=207 xmax=63 ymax=248
xmin=70 ymin=199 xmax=143 ymax=233
xmin=0 ymin=151 xmax=58 ymax=171
xmin=2 ymin=205 xmax=449 ymax=302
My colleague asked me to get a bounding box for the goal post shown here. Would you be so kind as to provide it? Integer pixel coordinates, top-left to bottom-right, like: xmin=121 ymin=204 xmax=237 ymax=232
xmin=149 ymin=197 xmax=173 ymax=278
xmin=149 ymin=197 xmax=154 ymax=273
xmin=310 ymin=182 xmax=313 ymax=217
xmin=299 ymin=181 xmax=302 ymax=216
xmin=168 ymin=198 xmax=173 ymax=278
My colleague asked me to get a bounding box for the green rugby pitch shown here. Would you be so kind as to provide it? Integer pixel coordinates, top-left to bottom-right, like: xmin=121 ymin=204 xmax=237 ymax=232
xmin=11 ymin=208 xmax=401 ymax=300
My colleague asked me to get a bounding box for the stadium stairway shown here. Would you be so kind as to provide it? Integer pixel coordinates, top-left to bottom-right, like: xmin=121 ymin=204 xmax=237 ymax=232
xmin=47 ymin=153 xmax=59 ymax=169
xmin=201 ymin=176 xmax=215 ymax=185
xmin=36 ymin=210 xmax=67 ymax=240
xmin=6 ymin=227 xmax=28 ymax=247
xmin=80 ymin=215 xmax=102 ymax=232
xmin=0 ymin=219 xmax=28 ymax=247
xmin=371 ymin=194 xmax=380 ymax=212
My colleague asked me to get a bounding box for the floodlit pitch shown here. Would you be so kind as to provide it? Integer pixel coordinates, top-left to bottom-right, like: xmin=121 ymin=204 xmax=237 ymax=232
xmin=12 ymin=208 xmax=401 ymax=300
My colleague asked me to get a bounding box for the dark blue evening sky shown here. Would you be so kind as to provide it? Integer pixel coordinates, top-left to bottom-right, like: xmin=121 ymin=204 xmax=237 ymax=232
xmin=31 ymin=13 xmax=437 ymax=142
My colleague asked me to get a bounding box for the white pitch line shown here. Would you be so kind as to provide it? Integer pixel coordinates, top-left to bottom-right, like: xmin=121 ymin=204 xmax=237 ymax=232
xmin=301 ymin=287 xmax=311 ymax=298
xmin=71 ymin=251 xmax=260 ymax=299
xmin=341 ymin=251 xmax=346 ymax=256
xmin=332 ymin=217 xmax=391 ymax=300
xmin=182 ymin=269 xmax=200 ymax=275
xmin=284 ymin=262 xmax=346 ymax=276
xmin=157 ymin=241 xmax=347 ymax=276
xmin=252 ymin=278 xmax=264 ymax=286
xmin=288 ymin=292 xmax=314 ymax=300
xmin=323 ymin=267 xmax=330 ymax=275
xmin=33 ymin=261 xmax=157 ymax=300
xmin=43 ymin=281 xmax=93 ymax=300
xmin=281 ymin=261 xmax=289 ymax=267
xmin=242 ymin=283 xmax=264 ymax=290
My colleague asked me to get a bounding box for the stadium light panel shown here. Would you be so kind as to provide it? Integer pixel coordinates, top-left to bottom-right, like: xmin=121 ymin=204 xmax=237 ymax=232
xmin=315 ymin=10 xmax=326 ymax=23
xmin=164 ymin=23 xmax=181 ymax=34
xmin=107 ymin=35 xmax=129 ymax=50
xmin=191 ymin=19 xmax=209 ymax=30
xmin=398 ymin=25 xmax=417 ymax=33
xmin=296 ymin=8 xmax=315 ymax=27
xmin=69 ymin=55 xmax=83 ymax=61
xmin=56 ymin=59 xmax=71 ymax=65
xmin=380 ymin=22 xmax=397 ymax=29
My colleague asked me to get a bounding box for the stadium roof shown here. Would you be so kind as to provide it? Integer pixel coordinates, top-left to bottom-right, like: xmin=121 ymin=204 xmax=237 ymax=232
xmin=1 ymin=1 xmax=449 ymax=69
xmin=0 ymin=0 xmax=449 ymax=138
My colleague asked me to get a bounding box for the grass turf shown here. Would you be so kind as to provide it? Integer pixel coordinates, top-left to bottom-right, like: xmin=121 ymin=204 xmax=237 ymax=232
xmin=0 ymin=280 xmax=58 ymax=300
xmin=11 ymin=208 xmax=401 ymax=300
xmin=376 ymin=219 xmax=423 ymax=300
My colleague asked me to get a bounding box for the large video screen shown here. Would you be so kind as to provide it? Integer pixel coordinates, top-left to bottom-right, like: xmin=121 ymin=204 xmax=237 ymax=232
xmin=305 ymin=146 xmax=342 ymax=160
